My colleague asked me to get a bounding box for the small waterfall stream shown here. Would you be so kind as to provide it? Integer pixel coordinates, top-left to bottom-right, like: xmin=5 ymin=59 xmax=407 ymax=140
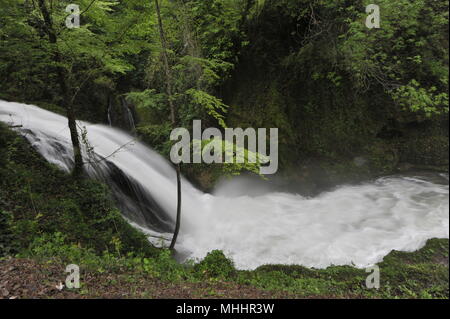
xmin=121 ymin=97 xmax=136 ymax=133
xmin=1 ymin=100 xmax=448 ymax=270
xmin=106 ymin=96 xmax=136 ymax=133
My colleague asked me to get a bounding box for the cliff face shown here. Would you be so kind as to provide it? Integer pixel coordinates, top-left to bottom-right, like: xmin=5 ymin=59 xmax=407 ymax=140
xmin=221 ymin=57 xmax=448 ymax=191
xmin=215 ymin=2 xmax=449 ymax=193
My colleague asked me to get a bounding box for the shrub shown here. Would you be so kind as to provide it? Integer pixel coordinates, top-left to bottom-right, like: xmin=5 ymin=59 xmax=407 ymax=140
xmin=0 ymin=210 xmax=16 ymax=257
xmin=194 ymin=250 xmax=236 ymax=280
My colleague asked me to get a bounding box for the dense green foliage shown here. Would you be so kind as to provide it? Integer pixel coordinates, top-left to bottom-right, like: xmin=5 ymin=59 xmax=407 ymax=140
xmin=0 ymin=1 xmax=448 ymax=187
xmin=0 ymin=210 xmax=16 ymax=257
xmin=225 ymin=0 xmax=448 ymax=175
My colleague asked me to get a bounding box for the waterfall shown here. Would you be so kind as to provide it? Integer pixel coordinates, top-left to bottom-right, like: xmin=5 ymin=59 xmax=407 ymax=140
xmin=106 ymin=96 xmax=136 ymax=132
xmin=121 ymin=97 xmax=136 ymax=133
xmin=1 ymin=100 xmax=449 ymax=270
xmin=107 ymin=97 xmax=112 ymax=127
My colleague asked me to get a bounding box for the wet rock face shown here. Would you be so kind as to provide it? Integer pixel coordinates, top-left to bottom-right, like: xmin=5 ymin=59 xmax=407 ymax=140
xmin=353 ymin=157 xmax=368 ymax=168
xmin=399 ymin=135 xmax=449 ymax=168
xmin=107 ymin=96 xmax=137 ymax=133
xmin=87 ymin=159 xmax=174 ymax=233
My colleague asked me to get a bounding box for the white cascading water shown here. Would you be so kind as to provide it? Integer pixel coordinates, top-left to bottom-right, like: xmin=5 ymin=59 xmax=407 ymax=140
xmin=1 ymin=100 xmax=449 ymax=270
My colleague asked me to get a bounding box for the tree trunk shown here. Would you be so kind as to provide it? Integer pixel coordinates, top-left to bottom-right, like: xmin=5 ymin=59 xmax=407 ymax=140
xmin=37 ymin=0 xmax=83 ymax=177
xmin=153 ymin=0 xmax=182 ymax=250
xmin=67 ymin=106 xmax=83 ymax=176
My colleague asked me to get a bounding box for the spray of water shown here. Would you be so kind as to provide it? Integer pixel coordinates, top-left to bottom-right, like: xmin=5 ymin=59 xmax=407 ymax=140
xmin=1 ymin=100 xmax=448 ymax=270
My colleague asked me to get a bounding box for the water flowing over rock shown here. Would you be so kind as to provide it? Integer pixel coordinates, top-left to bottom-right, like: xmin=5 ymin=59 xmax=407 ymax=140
xmin=1 ymin=100 xmax=448 ymax=270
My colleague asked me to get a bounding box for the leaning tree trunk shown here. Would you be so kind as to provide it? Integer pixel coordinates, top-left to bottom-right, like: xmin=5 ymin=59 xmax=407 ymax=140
xmin=37 ymin=0 xmax=83 ymax=177
xmin=153 ymin=0 xmax=182 ymax=250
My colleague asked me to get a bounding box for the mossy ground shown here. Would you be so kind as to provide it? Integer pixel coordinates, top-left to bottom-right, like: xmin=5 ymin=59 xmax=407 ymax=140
xmin=240 ymin=238 xmax=448 ymax=299
xmin=0 ymin=125 xmax=448 ymax=299
xmin=0 ymin=124 xmax=157 ymax=257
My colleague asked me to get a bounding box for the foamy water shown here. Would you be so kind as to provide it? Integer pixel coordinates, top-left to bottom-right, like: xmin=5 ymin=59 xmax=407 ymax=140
xmin=1 ymin=100 xmax=448 ymax=270
xmin=180 ymin=175 xmax=448 ymax=269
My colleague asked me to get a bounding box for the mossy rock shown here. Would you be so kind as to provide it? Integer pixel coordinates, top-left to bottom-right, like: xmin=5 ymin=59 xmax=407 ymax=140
xmin=399 ymin=136 xmax=449 ymax=167
xmin=194 ymin=250 xmax=236 ymax=280
xmin=365 ymin=140 xmax=399 ymax=175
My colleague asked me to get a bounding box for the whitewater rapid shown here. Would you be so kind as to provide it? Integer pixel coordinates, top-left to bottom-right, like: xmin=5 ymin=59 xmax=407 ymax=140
xmin=1 ymin=100 xmax=449 ymax=270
